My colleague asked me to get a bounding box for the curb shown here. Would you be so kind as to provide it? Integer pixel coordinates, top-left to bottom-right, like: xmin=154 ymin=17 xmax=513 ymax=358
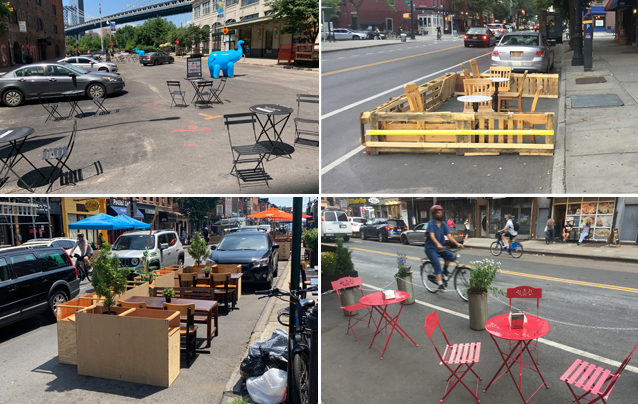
xmin=551 ymin=45 xmax=568 ymax=193
xmin=466 ymin=243 xmax=638 ymax=264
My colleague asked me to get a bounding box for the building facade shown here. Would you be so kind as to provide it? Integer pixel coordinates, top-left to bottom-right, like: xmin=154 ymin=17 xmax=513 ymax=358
xmin=1 ymin=0 xmax=66 ymax=68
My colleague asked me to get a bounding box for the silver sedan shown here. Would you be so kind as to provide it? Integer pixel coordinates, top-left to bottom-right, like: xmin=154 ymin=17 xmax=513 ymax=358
xmin=58 ymin=56 xmax=118 ymax=73
xmin=491 ymin=32 xmax=554 ymax=73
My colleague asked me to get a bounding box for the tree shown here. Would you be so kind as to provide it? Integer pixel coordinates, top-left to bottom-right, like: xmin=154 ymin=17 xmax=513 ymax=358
xmin=0 ymin=2 xmax=11 ymax=39
xmin=177 ymin=197 xmax=221 ymax=229
xmin=266 ymin=0 xmax=320 ymax=42
xmin=65 ymin=36 xmax=78 ymax=53
xmin=187 ymin=232 xmax=209 ymax=265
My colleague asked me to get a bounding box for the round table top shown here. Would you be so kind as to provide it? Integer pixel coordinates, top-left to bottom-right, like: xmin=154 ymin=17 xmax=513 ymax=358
xmin=490 ymin=77 xmax=511 ymax=82
xmin=249 ymin=104 xmax=294 ymax=115
xmin=61 ymin=90 xmax=84 ymax=95
xmin=458 ymin=95 xmax=493 ymax=102
xmin=485 ymin=314 xmax=550 ymax=341
xmin=360 ymin=290 xmax=409 ymax=306
xmin=0 ymin=127 xmax=34 ymax=143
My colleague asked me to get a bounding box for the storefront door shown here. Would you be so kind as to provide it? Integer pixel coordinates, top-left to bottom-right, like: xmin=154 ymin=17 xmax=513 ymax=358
xmin=620 ymin=205 xmax=638 ymax=242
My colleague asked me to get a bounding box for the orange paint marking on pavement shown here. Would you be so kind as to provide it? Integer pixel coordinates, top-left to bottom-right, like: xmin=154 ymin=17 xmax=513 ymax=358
xmin=199 ymin=113 xmax=221 ymax=120
xmin=172 ymin=125 xmax=211 ymax=132
xmin=143 ymin=100 xmax=163 ymax=106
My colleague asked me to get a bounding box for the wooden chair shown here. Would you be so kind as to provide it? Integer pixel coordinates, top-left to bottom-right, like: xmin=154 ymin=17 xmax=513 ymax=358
xmin=163 ymin=302 xmax=209 ymax=366
xmin=404 ymin=83 xmax=424 ymax=113
xmin=489 ymin=66 xmax=512 ymax=92
xmin=469 ymin=59 xmax=481 ymax=78
xmin=196 ymin=276 xmax=212 ymax=288
xmin=463 ymin=78 xmax=494 ymax=113
xmin=460 ymin=63 xmax=471 ymax=81
xmin=498 ymin=70 xmax=528 ymax=112
xmin=179 ymin=272 xmax=197 ymax=288
xmin=507 ymin=286 xmax=542 ymax=364
xmin=118 ymin=300 xmax=147 ymax=309
xmin=530 ymin=85 xmax=543 ymax=112
xmin=424 ymin=311 xmax=482 ymax=403
xmin=212 ymin=272 xmax=236 ymax=313
xmin=560 ymin=340 xmax=638 ymax=404
xmin=331 ymin=277 xmax=374 ymax=341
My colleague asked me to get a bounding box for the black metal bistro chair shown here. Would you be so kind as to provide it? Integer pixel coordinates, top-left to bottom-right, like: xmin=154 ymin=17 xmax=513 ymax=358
xmin=166 ymin=81 xmax=187 ymax=108
xmin=194 ymin=81 xmax=215 ymax=108
xmin=210 ymin=76 xmax=227 ymax=104
xmin=223 ymin=113 xmax=272 ymax=189
xmin=293 ymin=94 xmax=319 ymax=146
xmin=92 ymin=97 xmax=110 ymax=116
xmin=38 ymin=92 xmax=64 ymax=123
xmin=42 ymin=120 xmax=79 ymax=192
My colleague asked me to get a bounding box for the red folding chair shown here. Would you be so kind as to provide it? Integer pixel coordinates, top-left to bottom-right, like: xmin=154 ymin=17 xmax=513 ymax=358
xmin=507 ymin=286 xmax=543 ymax=364
xmin=424 ymin=311 xmax=482 ymax=403
xmin=331 ymin=277 xmax=375 ymax=341
xmin=560 ymin=340 xmax=638 ymax=404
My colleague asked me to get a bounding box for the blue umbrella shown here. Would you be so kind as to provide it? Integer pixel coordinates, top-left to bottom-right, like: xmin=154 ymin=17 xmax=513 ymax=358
xmin=68 ymin=213 xmax=131 ymax=230
xmin=114 ymin=214 xmax=151 ymax=229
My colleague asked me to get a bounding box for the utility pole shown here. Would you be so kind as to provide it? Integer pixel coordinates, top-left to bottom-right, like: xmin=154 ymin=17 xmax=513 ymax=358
xmin=410 ymin=0 xmax=415 ymax=39
xmin=572 ymin=0 xmax=584 ymax=65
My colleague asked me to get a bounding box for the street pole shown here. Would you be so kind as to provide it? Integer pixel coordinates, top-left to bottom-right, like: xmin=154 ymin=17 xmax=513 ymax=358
xmin=572 ymin=0 xmax=584 ymax=65
xmin=288 ymin=197 xmax=302 ymax=404
xmin=410 ymin=0 xmax=415 ymax=39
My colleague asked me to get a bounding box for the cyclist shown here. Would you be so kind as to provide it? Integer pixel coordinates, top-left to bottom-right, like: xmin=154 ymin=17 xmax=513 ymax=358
xmin=498 ymin=214 xmax=517 ymax=252
xmin=437 ymin=25 xmax=442 ymax=40
xmin=425 ymin=205 xmax=463 ymax=292
xmin=71 ymin=233 xmax=93 ymax=270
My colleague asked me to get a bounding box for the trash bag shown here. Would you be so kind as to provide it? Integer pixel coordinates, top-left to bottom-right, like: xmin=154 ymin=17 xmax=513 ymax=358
xmin=249 ymin=328 xmax=288 ymax=357
xmin=240 ymin=347 xmax=287 ymax=379
xmin=246 ymin=369 xmax=287 ymax=404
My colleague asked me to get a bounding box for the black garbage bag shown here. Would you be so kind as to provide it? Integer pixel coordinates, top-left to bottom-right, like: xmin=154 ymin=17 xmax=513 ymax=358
xmin=240 ymin=347 xmax=288 ymax=379
xmin=248 ymin=328 xmax=288 ymax=357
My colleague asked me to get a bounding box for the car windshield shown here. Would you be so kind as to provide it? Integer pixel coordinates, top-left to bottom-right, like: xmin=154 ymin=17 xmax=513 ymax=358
xmin=388 ymin=220 xmax=407 ymax=227
xmin=500 ymin=35 xmax=539 ymax=46
xmin=113 ymin=235 xmax=155 ymax=250
xmin=467 ymin=29 xmax=485 ymax=34
xmin=61 ymin=63 xmax=89 ymax=74
xmin=217 ymin=234 xmax=267 ymax=251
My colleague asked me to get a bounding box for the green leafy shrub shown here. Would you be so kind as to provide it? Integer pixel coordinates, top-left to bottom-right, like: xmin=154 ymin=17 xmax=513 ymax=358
xmin=91 ymin=241 xmax=131 ymax=313
xmin=334 ymin=235 xmax=354 ymax=274
xmin=188 ymin=232 xmax=209 ymax=265
xmin=321 ymin=252 xmax=337 ymax=275
xmin=302 ymin=228 xmax=318 ymax=252
xmin=162 ymin=287 xmax=175 ymax=299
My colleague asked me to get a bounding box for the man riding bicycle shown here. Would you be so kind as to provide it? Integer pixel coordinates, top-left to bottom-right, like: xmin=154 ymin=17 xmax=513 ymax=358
xmin=498 ymin=214 xmax=518 ymax=252
xmin=425 ymin=205 xmax=463 ymax=292
xmin=70 ymin=233 xmax=93 ymax=270
xmin=436 ymin=25 xmax=442 ymax=40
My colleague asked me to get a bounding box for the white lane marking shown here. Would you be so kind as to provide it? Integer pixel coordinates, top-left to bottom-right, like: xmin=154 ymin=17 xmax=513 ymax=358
xmin=388 ymin=50 xmax=394 ymax=52
xmin=365 ymin=52 xmax=374 ymax=55
xmin=0 ymin=130 xmax=14 ymax=139
xmin=322 ymin=146 xmax=365 ymax=175
xmin=337 ymin=57 xmax=345 ymax=59
xmin=362 ymin=283 xmax=638 ymax=374
xmin=378 ymin=51 xmax=384 ymax=53
xmin=352 ymin=55 xmax=359 ymax=57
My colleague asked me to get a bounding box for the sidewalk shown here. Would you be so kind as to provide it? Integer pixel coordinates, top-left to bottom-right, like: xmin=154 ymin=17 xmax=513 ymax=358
xmin=464 ymin=237 xmax=638 ymax=263
xmin=321 ymin=34 xmax=461 ymax=53
xmin=553 ymin=35 xmax=638 ymax=193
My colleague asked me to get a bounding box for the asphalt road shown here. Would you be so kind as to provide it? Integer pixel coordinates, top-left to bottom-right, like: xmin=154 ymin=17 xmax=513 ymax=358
xmin=321 ymin=37 xmax=557 ymax=193
xmin=0 ymin=59 xmax=318 ymax=194
xmin=322 ymin=237 xmax=638 ymax=404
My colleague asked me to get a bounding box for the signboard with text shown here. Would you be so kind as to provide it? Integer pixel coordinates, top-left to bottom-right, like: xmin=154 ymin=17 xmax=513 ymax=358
xmin=19 ymin=21 xmax=26 ymax=32
xmin=187 ymin=57 xmax=202 ymax=78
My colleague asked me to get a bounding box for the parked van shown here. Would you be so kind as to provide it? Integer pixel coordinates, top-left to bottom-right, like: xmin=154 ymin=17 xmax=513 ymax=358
xmin=321 ymin=208 xmax=352 ymax=242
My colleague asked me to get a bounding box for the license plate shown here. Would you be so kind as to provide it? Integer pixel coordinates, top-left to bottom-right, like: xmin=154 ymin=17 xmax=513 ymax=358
xmin=325 ymin=233 xmax=334 ymax=237
xmin=473 ymin=36 xmax=478 ymax=39
xmin=511 ymin=52 xmax=523 ymax=57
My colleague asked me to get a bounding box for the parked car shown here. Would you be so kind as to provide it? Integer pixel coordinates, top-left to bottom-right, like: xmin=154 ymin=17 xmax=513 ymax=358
xmin=112 ymin=230 xmax=184 ymax=278
xmin=139 ymin=52 xmax=174 ymax=66
xmin=0 ymin=62 xmax=125 ymax=107
xmin=349 ymin=217 xmax=367 ymax=237
xmin=206 ymin=231 xmax=279 ymax=288
xmin=464 ymin=28 xmax=497 ymax=47
xmin=491 ymin=32 xmax=555 ymax=73
xmin=22 ymin=237 xmax=78 ymax=264
xmin=486 ymin=23 xmax=507 ymax=39
xmin=239 ymin=225 xmax=271 ymax=232
xmin=57 ymin=56 xmax=118 ymax=73
xmin=332 ymin=28 xmax=368 ymax=40
xmin=321 ymin=209 xmax=352 ymax=241
xmin=0 ymin=245 xmax=79 ymax=327
xmin=400 ymin=223 xmax=466 ymax=246
xmin=360 ymin=218 xmax=408 ymax=242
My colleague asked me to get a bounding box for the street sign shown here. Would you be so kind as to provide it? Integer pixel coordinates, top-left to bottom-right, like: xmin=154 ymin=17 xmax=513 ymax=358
xmin=222 ymin=27 xmax=229 ymax=35
xmin=109 ymin=42 xmax=113 ymax=46
xmin=19 ymin=21 xmax=26 ymax=32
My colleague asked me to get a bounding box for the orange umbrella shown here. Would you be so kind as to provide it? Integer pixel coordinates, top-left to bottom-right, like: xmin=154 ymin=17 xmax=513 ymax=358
xmin=247 ymin=207 xmax=287 ymax=218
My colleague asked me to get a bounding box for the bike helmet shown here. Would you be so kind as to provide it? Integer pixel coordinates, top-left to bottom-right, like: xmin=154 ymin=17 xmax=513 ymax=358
xmin=77 ymin=233 xmax=84 ymax=237
xmin=430 ymin=205 xmax=444 ymax=214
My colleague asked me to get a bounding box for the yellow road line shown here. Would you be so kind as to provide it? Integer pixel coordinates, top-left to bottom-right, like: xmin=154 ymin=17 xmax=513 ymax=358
xmin=321 ymin=45 xmax=464 ymax=77
xmin=326 ymin=244 xmax=638 ymax=294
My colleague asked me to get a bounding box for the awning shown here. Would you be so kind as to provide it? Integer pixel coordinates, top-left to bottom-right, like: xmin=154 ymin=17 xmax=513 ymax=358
xmin=107 ymin=206 xmax=144 ymax=220
xmin=226 ymin=16 xmax=275 ymax=29
xmin=606 ymin=0 xmax=634 ymax=11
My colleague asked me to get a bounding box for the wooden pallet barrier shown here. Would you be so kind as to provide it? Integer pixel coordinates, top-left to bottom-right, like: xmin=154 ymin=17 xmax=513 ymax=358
xmin=454 ymin=73 xmax=559 ymax=98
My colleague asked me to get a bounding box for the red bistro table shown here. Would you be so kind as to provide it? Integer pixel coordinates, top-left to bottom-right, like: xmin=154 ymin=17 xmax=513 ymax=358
xmin=359 ymin=290 xmax=418 ymax=359
xmin=483 ymin=314 xmax=551 ymax=403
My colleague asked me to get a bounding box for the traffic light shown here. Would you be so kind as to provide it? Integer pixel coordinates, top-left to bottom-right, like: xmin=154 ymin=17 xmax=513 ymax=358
xmin=521 ymin=9 xmax=525 ymax=15
xmin=403 ymin=13 xmax=410 ymax=19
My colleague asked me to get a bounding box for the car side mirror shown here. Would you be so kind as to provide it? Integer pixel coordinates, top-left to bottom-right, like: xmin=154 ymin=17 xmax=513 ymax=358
xmin=68 ymin=73 xmax=76 ymax=77
xmin=272 ymin=243 xmax=279 ymax=250
xmin=160 ymin=243 xmax=169 ymax=250
xmin=210 ymin=245 xmax=217 ymax=251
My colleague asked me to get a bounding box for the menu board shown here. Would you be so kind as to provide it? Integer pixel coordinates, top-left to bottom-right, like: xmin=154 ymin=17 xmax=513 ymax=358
xmin=568 ymin=200 xmax=615 ymax=240
xmin=187 ymin=57 xmax=202 ymax=78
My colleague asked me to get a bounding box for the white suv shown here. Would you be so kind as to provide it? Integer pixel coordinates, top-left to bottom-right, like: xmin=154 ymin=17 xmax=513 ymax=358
xmin=349 ymin=217 xmax=367 ymax=237
xmin=321 ymin=209 xmax=352 ymax=242
xmin=112 ymin=230 xmax=185 ymax=274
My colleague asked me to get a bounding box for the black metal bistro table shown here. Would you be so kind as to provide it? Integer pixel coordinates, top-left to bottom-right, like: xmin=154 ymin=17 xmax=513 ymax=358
xmin=186 ymin=78 xmax=214 ymax=108
xmin=0 ymin=127 xmax=46 ymax=192
xmin=249 ymin=104 xmax=295 ymax=160
xmin=61 ymin=90 xmax=86 ymax=119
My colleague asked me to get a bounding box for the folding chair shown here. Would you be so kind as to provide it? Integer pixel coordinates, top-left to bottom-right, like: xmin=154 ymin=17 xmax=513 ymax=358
xmin=92 ymin=97 xmax=110 ymax=116
xmin=166 ymin=81 xmax=187 ymax=108
xmin=38 ymin=92 xmax=63 ymax=123
xmin=463 ymin=78 xmax=494 ymax=113
xmin=331 ymin=277 xmax=375 ymax=341
xmin=424 ymin=311 xmax=482 ymax=403
xmin=210 ymin=76 xmax=227 ymax=104
xmin=223 ymin=113 xmax=272 ymax=189
xmin=507 ymin=286 xmax=543 ymax=364
xmin=293 ymin=94 xmax=318 ymax=146
xmin=42 ymin=120 xmax=80 ymax=193
xmin=560 ymin=340 xmax=638 ymax=404
xmin=194 ymin=81 xmax=215 ymax=108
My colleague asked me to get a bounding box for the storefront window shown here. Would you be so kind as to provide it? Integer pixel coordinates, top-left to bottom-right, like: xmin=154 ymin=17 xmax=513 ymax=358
xmin=553 ymin=197 xmax=616 ymax=241
xmin=440 ymin=199 xmax=475 ymax=234
xmin=489 ymin=198 xmax=533 ymax=239
xmin=265 ymin=28 xmax=273 ymax=54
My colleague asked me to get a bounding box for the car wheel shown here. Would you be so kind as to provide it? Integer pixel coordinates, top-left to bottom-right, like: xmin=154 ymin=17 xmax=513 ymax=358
xmin=153 ymin=59 xmax=159 ymax=65
xmin=177 ymin=256 xmax=184 ymax=265
xmin=45 ymin=289 xmax=69 ymax=322
xmin=343 ymin=236 xmax=349 ymax=242
xmin=169 ymin=58 xmax=174 ymax=64
xmin=464 ymin=43 xmax=469 ymax=47
xmin=273 ymin=263 xmax=278 ymax=278
xmin=353 ymin=35 xmax=360 ymax=40
xmin=86 ymin=83 xmax=106 ymax=99
xmin=377 ymin=232 xmax=385 ymax=242
xmin=99 ymin=67 xmax=108 ymax=71
xmin=2 ymin=89 xmax=23 ymax=107
xmin=401 ymin=234 xmax=409 ymax=245
xmin=361 ymin=231 xmax=367 ymax=240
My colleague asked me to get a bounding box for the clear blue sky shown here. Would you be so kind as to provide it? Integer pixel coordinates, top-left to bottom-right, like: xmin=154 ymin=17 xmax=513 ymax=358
xmin=266 ymin=197 xmax=317 ymax=210
xmin=64 ymin=0 xmax=192 ymax=28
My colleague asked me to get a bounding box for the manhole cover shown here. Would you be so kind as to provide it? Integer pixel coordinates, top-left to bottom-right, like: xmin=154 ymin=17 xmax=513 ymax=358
xmin=571 ymin=93 xmax=624 ymax=108
xmin=575 ymin=77 xmax=607 ymax=84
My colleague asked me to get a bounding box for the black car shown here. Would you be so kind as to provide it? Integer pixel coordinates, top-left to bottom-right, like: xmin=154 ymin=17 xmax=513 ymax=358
xmin=139 ymin=52 xmax=174 ymax=66
xmin=360 ymin=218 xmax=408 ymax=242
xmin=464 ymin=28 xmax=497 ymax=47
xmin=206 ymin=231 xmax=279 ymax=288
xmin=0 ymin=246 xmax=79 ymax=327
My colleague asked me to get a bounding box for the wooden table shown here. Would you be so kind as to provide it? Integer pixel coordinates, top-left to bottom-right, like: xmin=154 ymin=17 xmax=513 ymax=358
xmin=123 ymin=296 xmax=218 ymax=348
xmin=175 ymin=272 xmax=243 ymax=301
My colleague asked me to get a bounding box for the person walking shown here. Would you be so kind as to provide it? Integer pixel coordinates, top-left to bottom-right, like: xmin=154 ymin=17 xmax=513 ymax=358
xmin=546 ymin=216 xmax=555 ymax=242
xmin=181 ymin=228 xmax=186 ymax=245
xmin=447 ymin=216 xmax=455 ymax=229
xmin=464 ymin=214 xmax=471 ymax=243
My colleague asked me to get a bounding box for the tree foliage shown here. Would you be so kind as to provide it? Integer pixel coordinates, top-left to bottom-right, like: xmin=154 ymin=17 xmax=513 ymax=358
xmin=187 ymin=232 xmax=210 ymax=265
xmin=177 ymin=197 xmax=221 ymax=225
xmin=91 ymin=241 xmax=131 ymax=313
xmin=0 ymin=2 xmax=10 ymax=39
xmin=266 ymin=0 xmax=319 ymax=43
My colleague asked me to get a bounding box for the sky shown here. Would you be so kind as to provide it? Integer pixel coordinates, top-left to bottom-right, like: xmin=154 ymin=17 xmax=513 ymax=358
xmin=64 ymin=0 xmax=192 ymax=28
xmin=266 ymin=197 xmax=317 ymax=210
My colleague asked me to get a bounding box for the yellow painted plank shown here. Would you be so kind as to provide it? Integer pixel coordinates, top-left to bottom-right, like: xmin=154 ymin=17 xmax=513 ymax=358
xmin=367 ymin=130 xmax=554 ymax=136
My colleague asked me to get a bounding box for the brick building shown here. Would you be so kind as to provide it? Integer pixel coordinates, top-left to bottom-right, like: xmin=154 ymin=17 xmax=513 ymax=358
xmin=1 ymin=0 xmax=66 ymax=68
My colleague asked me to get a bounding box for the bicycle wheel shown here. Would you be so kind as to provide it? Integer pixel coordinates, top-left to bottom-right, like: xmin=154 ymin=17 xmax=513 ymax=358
xmin=545 ymin=231 xmax=551 ymax=244
xmin=85 ymin=266 xmax=92 ymax=283
xmin=490 ymin=241 xmax=502 ymax=256
xmin=292 ymin=351 xmax=310 ymax=404
xmin=510 ymin=242 xmax=524 ymax=258
xmin=420 ymin=261 xmax=438 ymax=293
xmin=454 ymin=265 xmax=472 ymax=302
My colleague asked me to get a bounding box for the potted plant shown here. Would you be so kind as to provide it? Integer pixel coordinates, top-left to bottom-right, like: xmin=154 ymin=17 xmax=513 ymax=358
xmin=202 ymin=266 xmax=212 ymax=277
xmin=133 ymin=248 xmax=159 ymax=296
xmin=394 ymin=253 xmax=415 ymax=305
xmin=188 ymin=232 xmax=209 ymax=266
xmin=302 ymin=228 xmax=318 ymax=267
xmin=321 ymin=235 xmax=358 ymax=294
xmin=162 ymin=287 xmax=175 ymax=303
xmin=467 ymin=258 xmax=504 ymax=330
xmin=91 ymin=241 xmax=131 ymax=315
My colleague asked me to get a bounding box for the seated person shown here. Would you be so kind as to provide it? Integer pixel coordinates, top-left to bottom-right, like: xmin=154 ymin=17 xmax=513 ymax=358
xmin=562 ymin=221 xmax=573 ymax=243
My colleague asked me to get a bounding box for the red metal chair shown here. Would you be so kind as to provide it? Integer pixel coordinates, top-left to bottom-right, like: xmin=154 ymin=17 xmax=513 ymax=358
xmin=507 ymin=286 xmax=542 ymax=364
xmin=424 ymin=311 xmax=482 ymax=403
xmin=560 ymin=340 xmax=638 ymax=404
xmin=331 ymin=277 xmax=374 ymax=341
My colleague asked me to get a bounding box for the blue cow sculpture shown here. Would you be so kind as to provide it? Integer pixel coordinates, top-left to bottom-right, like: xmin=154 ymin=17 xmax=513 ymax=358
xmin=208 ymin=40 xmax=244 ymax=78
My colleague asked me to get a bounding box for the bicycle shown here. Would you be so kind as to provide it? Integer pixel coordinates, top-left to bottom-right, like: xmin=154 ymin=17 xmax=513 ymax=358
xmin=437 ymin=31 xmax=442 ymax=40
xmin=490 ymin=231 xmax=524 ymax=258
xmin=420 ymin=247 xmax=472 ymax=302
xmin=256 ymin=286 xmax=318 ymax=404
xmin=545 ymin=229 xmax=553 ymax=244
xmin=73 ymin=253 xmax=92 ymax=282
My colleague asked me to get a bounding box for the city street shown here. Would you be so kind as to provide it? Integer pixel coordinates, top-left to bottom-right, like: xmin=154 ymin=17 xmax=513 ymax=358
xmin=0 ymin=59 xmax=318 ymax=194
xmin=322 ymin=237 xmax=638 ymax=403
xmin=321 ymin=37 xmax=558 ymax=193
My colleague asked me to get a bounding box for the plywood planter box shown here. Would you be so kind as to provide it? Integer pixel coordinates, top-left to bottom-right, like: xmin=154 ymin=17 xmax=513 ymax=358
xmin=56 ymin=295 xmax=101 ymax=365
xmin=76 ymin=307 xmax=181 ymax=387
xmin=275 ymin=240 xmax=291 ymax=261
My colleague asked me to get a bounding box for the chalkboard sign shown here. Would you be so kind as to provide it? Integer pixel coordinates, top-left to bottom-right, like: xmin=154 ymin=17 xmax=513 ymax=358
xmin=187 ymin=57 xmax=202 ymax=78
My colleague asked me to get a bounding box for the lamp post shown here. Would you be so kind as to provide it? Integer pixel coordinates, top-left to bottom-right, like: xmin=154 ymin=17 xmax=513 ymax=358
xmin=572 ymin=0 xmax=584 ymax=65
